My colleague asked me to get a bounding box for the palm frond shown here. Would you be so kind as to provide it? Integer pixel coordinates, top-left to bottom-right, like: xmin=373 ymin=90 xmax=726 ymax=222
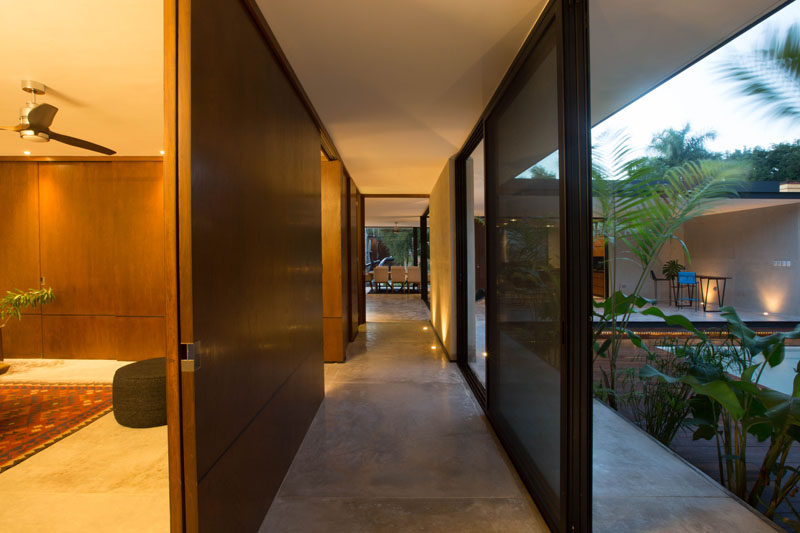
xmin=720 ymin=24 xmax=800 ymax=122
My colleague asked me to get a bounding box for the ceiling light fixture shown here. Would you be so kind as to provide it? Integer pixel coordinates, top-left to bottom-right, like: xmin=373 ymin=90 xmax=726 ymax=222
xmin=23 ymin=150 xmax=30 ymax=155
xmin=160 ymin=150 xmax=165 ymax=155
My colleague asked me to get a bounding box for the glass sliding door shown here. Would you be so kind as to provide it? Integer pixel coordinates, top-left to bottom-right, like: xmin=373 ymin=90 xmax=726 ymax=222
xmin=477 ymin=1 xmax=591 ymax=530
xmin=486 ymin=18 xmax=562 ymax=516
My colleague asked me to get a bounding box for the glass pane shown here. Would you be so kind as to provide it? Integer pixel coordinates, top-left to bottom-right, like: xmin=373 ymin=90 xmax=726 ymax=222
xmin=487 ymin=24 xmax=561 ymax=510
xmin=466 ymin=140 xmax=487 ymax=385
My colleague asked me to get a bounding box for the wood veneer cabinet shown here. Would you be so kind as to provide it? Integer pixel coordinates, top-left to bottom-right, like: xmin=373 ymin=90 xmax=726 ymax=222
xmin=0 ymin=160 xmax=167 ymax=360
xmin=321 ymin=160 xmax=349 ymax=362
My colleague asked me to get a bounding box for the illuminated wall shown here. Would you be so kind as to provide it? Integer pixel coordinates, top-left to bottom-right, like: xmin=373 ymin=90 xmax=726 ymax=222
xmin=684 ymin=203 xmax=800 ymax=317
xmin=429 ymin=158 xmax=457 ymax=359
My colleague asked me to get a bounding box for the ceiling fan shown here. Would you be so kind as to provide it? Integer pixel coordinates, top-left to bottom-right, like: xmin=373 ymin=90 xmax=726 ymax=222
xmin=0 ymin=80 xmax=115 ymax=155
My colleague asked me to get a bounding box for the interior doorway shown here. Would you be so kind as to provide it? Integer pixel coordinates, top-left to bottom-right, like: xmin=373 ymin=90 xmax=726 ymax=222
xmin=362 ymin=196 xmax=430 ymax=323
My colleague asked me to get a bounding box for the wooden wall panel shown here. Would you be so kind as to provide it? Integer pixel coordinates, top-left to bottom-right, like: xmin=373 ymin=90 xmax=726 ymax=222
xmin=321 ymin=160 xmax=348 ymax=362
xmin=42 ymin=316 xmax=117 ymax=358
xmin=115 ymin=317 xmax=168 ymax=360
xmin=2 ymin=315 xmax=42 ymax=356
xmin=0 ymin=162 xmax=42 ymax=356
xmin=41 ymin=316 xmax=166 ymax=359
xmin=1 ymin=160 xmax=167 ymax=360
xmin=0 ymin=163 xmax=40 ymax=294
xmin=323 ymin=316 xmax=344 ymax=363
xmin=321 ymin=161 xmax=344 ymax=318
xmin=185 ymin=0 xmax=324 ymax=528
xmin=39 ymin=163 xmax=118 ymax=315
xmin=113 ymin=162 xmax=167 ymax=316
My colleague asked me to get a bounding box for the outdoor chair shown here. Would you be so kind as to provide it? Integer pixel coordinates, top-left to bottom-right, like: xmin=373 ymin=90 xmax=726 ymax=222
xmin=390 ymin=266 xmax=406 ymax=293
xmin=675 ymin=271 xmax=700 ymax=311
xmin=406 ymin=266 xmax=421 ymax=293
xmin=650 ymin=270 xmax=672 ymax=305
xmin=373 ymin=266 xmax=390 ymax=292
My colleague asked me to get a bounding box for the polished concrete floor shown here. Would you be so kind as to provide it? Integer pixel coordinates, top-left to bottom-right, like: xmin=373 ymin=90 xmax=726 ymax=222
xmin=0 ymin=359 xmax=169 ymax=532
xmin=261 ymin=311 xmax=548 ymax=531
xmin=365 ymin=293 xmax=431 ymax=322
xmin=593 ymin=402 xmax=777 ymax=532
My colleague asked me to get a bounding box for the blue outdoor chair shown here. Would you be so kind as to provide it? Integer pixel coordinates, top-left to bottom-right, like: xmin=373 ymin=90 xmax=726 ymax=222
xmin=675 ymin=271 xmax=700 ymax=310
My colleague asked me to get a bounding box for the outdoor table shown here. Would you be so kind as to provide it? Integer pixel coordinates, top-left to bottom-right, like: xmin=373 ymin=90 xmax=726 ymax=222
xmin=697 ymin=274 xmax=731 ymax=312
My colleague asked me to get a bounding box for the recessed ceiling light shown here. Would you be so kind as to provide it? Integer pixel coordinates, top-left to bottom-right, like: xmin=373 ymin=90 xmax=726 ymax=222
xmin=763 ymin=312 xmax=770 ymax=316
xmin=430 ymin=345 xmax=436 ymax=350
xmin=423 ymin=326 xmax=428 ymax=331
xmin=159 ymin=150 xmax=165 ymax=155
xmin=23 ymin=150 xmax=30 ymax=155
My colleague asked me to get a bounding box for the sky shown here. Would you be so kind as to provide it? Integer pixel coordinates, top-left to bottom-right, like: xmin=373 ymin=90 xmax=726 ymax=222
xmin=592 ymin=0 xmax=800 ymax=160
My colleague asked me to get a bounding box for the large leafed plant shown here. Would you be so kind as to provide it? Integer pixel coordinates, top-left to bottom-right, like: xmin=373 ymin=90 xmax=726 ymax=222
xmin=593 ymin=134 xmax=746 ymax=408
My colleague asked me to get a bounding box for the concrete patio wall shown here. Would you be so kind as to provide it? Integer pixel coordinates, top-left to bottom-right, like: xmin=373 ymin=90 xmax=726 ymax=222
xmin=683 ymin=204 xmax=800 ymax=317
xmin=606 ymin=227 xmax=685 ymax=304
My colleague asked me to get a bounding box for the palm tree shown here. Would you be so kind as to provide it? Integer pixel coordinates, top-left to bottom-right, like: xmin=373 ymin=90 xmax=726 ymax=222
xmin=592 ymin=133 xmax=746 ymax=408
xmin=649 ymin=124 xmax=718 ymax=169
xmin=721 ymin=23 xmax=800 ymax=122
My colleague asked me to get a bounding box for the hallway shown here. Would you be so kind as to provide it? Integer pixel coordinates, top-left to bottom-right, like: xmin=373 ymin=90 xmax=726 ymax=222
xmin=260 ymin=297 xmax=547 ymax=531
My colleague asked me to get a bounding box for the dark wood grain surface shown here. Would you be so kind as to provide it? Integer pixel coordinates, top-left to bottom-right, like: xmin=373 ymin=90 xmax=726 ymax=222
xmin=185 ymin=0 xmax=324 ymax=528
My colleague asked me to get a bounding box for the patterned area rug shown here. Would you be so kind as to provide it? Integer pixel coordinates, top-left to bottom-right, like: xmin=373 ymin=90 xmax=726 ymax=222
xmin=0 ymin=382 xmax=113 ymax=472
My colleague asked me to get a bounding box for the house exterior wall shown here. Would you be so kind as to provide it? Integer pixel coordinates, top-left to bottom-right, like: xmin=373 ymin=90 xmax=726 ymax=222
xmin=683 ymin=204 xmax=800 ymax=316
xmin=429 ymin=158 xmax=457 ymax=360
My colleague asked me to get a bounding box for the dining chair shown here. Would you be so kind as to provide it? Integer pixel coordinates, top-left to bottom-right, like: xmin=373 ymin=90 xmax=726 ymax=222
xmin=390 ymin=266 xmax=406 ymax=293
xmin=675 ymin=271 xmax=700 ymax=310
xmin=373 ymin=266 xmax=389 ymax=293
xmin=650 ymin=270 xmax=672 ymax=305
xmin=406 ymin=266 xmax=421 ymax=293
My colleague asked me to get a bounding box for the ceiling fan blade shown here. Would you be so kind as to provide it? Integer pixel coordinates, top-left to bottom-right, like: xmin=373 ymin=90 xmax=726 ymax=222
xmin=27 ymin=103 xmax=58 ymax=130
xmin=46 ymin=130 xmax=116 ymax=155
xmin=0 ymin=124 xmax=24 ymax=131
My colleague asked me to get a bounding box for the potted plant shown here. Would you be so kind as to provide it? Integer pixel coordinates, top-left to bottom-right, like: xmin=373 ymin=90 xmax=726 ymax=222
xmin=661 ymin=259 xmax=685 ymax=281
xmin=0 ymin=287 xmax=54 ymax=374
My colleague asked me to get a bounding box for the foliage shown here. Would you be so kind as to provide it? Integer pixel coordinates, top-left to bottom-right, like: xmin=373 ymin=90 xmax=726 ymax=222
xmin=0 ymin=287 xmax=54 ymax=328
xmin=661 ymin=259 xmax=685 ymax=281
xmin=501 ymin=217 xmax=560 ymax=368
xmin=648 ymin=124 xmax=719 ymax=172
xmin=726 ymin=141 xmax=800 ymax=182
xmin=592 ymin=133 xmax=746 ymax=408
xmin=620 ymin=336 xmax=697 ymax=446
xmin=720 ymin=23 xmax=800 ymax=123
xmin=641 ymin=307 xmax=800 ymax=525
xmin=369 ymin=228 xmax=415 ymax=265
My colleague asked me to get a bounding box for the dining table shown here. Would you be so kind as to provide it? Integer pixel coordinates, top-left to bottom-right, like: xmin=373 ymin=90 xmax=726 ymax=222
xmin=696 ymin=274 xmax=731 ymax=312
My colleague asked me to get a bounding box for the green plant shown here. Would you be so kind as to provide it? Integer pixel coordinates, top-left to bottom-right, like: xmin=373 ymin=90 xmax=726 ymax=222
xmin=661 ymin=259 xmax=685 ymax=281
xmin=0 ymin=287 xmax=54 ymax=367
xmin=641 ymin=307 xmax=800 ymax=526
xmin=592 ymin=133 xmax=746 ymax=408
xmin=0 ymin=287 xmax=54 ymax=328
xmin=620 ymin=336 xmax=698 ymax=446
xmin=721 ymin=23 xmax=800 ymax=123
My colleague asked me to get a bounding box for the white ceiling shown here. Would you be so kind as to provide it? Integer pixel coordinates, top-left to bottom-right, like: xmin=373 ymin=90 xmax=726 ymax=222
xmin=258 ymin=0 xmax=546 ymax=194
xmin=0 ymin=0 xmax=163 ymax=156
xmin=365 ymin=197 xmax=429 ymax=227
xmin=259 ymin=0 xmax=786 ymax=195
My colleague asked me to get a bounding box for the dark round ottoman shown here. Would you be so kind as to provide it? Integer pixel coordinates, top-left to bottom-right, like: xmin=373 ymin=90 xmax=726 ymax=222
xmin=112 ymin=357 xmax=167 ymax=428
